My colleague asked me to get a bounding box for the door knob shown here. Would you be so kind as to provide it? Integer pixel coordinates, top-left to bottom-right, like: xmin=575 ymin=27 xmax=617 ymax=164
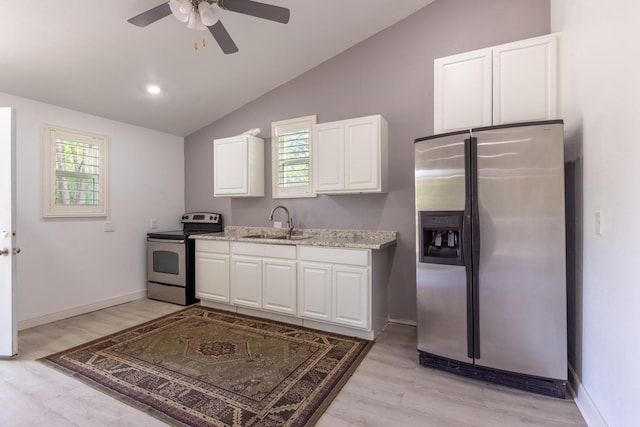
xmin=13 ymin=248 xmax=21 ymax=255
xmin=0 ymin=248 xmax=8 ymax=256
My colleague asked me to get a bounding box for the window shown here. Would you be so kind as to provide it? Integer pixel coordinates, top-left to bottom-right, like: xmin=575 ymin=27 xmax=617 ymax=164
xmin=42 ymin=124 xmax=108 ymax=218
xmin=271 ymin=115 xmax=316 ymax=198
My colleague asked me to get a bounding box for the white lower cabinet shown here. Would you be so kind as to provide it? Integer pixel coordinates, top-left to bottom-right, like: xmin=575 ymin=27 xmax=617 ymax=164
xmin=230 ymin=242 xmax=297 ymax=315
xmin=231 ymin=256 xmax=262 ymax=308
xmin=195 ymin=241 xmax=230 ymax=303
xmin=196 ymin=240 xmax=389 ymax=340
xmin=298 ymin=247 xmax=370 ymax=330
xmin=298 ymin=262 xmax=332 ymax=321
xmin=263 ymin=259 xmax=297 ymax=315
xmin=333 ymin=266 xmax=369 ymax=329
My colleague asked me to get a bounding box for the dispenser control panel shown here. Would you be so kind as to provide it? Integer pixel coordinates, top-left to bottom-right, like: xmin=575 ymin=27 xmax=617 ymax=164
xmin=419 ymin=210 xmax=464 ymax=266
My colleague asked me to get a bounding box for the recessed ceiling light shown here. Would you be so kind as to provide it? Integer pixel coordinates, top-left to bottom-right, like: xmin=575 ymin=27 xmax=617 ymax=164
xmin=146 ymin=84 xmax=161 ymax=95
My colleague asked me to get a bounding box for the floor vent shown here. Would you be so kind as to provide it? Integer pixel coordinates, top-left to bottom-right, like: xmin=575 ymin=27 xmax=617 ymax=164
xmin=419 ymin=351 xmax=566 ymax=399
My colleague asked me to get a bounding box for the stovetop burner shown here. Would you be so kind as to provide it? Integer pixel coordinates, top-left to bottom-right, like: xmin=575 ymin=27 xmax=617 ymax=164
xmin=147 ymin=212 xmax=223 ymax=239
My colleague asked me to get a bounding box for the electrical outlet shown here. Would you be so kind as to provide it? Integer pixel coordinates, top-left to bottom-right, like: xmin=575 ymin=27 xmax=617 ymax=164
xmin=104 ymin=222 xmax=115 ymax=232
xmin=273 ymin=221 xmax=283 ymax=229
xmin=595 ymin=211 xmax=602 ymax=236
xmin=150 ymin=218 xmax=158 ymax=229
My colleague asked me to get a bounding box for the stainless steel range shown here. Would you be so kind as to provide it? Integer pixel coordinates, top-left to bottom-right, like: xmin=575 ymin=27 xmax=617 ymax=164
xmin=146 ymin=212 xmax=223 ymax=305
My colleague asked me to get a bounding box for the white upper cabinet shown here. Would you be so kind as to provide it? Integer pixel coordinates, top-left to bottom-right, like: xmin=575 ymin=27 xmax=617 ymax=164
xmin=313 ymin=121 xmax=345 ymax=193
xmin=492 ymin=35 xmax=558 ymax=125
xmin=213 ymin=135 xmax=264 ymax=197
xmin=434 ymin=34 xmax=558 ymax=133
xmin=434 ymin=49 xmax=493 ymax=133
xmin=313 ymin=115 xmax=388 ymax=194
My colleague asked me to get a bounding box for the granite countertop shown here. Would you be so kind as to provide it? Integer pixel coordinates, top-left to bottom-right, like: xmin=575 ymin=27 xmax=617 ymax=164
xmin=191 ymin=226 xmax=397 ymax=250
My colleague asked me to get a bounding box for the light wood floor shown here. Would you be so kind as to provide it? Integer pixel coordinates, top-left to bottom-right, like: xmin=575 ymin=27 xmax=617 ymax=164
xmin=0 ymin=299 xmax=586 ymax=426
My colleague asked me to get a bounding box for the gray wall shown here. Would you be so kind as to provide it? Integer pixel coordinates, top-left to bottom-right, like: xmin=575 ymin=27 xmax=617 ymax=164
xmin=185 ymin=0 xmax=551 ymax=322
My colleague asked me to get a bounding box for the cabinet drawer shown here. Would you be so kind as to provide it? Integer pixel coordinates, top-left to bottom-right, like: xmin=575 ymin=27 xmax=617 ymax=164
xmin=196 ymin=240 xmax=230 ymax=253
xmin=232 ymin=242 xmax=296 ymax=259
xmin=298 ymin=246 xmax=369 ymax=267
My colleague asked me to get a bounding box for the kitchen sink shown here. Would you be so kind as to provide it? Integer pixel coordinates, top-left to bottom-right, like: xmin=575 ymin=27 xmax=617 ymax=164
xmin=283 ymin=235 xmax=312 ymax=240
xmin=240 ymin=234 xmax=311 ymax=241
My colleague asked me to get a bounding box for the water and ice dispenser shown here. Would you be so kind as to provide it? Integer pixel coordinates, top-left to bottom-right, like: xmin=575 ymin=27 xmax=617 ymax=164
xmin=418 ymin=211 xmax=464 ymax=266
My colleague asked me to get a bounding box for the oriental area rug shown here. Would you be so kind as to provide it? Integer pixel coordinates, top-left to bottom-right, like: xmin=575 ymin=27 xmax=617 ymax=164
xmin=40 ymin=306 xmax=372 ymax=427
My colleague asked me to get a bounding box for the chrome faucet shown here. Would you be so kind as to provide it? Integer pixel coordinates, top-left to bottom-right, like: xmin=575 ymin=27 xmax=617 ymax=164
xmin=268 ymin=205 xmax=294 ymax=237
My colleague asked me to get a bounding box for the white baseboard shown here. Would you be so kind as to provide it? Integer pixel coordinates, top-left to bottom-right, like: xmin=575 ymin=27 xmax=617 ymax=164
xmin=569 ymin=364 xmax=609 ymax=427
xmin=388 ymin=317 xmax=417 ymax=327
xmin=18 ymin=290 xmax=147 ymax=331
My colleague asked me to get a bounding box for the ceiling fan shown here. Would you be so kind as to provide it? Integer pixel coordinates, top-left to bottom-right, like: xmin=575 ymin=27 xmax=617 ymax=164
xmin=128 ymin=0 xmax=290 ymax=54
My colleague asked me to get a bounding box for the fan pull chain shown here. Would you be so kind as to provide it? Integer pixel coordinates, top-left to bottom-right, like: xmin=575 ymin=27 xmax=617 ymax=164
xmin=194 ymin=39 xmax=207 ymax=50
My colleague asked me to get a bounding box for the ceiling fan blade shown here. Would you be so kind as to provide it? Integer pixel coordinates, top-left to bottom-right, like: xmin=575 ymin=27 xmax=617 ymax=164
xmin=217 ymin=0 xmax=290 ymax=24
xmin=128 ymin=3 xmax=172 ymax=27
xmin=208 ymin=21 xmax=239 ymax=54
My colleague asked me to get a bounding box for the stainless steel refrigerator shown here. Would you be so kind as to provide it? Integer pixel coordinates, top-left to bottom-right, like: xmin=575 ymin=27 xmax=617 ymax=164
xmin=414 ymin=120 xmax=567 ymax=398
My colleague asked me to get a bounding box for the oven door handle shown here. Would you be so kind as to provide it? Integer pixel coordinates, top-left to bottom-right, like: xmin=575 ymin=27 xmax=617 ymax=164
xmin=147 ymin=238 xmax=186 ymax=244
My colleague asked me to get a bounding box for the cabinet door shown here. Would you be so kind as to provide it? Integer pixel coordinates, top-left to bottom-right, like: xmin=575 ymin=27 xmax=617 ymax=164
xmin=263 ymin=259 xmax=296 ymax=316
xmin=434 ymin=49 xmax=492 ymax=133
xmin=313 ymin=122 xmax=345 ymax=192
xmin=333 ymin=266 xmax=370 ymax=329
xmin=230 ymin=256 xmax=262 ymax=308
xmin=298 ymin=262 xmax=332 ymax=321
xmin=214 ymin=136 xmax=248 ymax=196
xmin=492 ymin=35 xmax=557 ymax=125
xmin=195 ymin=252 xmax=230 ymax=303
xmin=344 ymin=117 xmax=379 ymax=191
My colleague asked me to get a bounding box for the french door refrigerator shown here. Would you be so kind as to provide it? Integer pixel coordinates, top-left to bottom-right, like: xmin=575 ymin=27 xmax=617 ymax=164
xmin=414 ymin=120 xmax=567 ymax=398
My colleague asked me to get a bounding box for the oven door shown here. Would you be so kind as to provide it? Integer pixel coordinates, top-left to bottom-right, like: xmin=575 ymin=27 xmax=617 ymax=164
xmin=147 ymin=238 xmax=186 ymax=287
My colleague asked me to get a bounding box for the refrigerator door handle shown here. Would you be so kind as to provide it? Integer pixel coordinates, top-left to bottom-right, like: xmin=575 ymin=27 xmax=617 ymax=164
xmin=469 ymin=136 xmax=481 ymax=359
xmin=463 ymin=137 xmax=475 ymax=359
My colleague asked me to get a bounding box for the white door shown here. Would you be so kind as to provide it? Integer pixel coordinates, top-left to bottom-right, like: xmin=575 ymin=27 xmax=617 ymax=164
xmin=230 ymin=256 xmax=262 ymax=308
xmin=262 ymin=259 xmax=296 ymax=315
xmin=214 ymin=136 xmax=248 ymax=196
xmin=434 ymin=48 xmax=492 ymax=133
xmin=298 ymin=262 xmax=331 ymax=321
xmin=313 ymin=122 xmax=345 ymax=192
xmin=0 ymin=108 xmax=18 ymax=357
xmin=492 ymin=34 xmax=558 ymax=125
xmin=333 ymin=266 xmax=369 ymax=329
xmin=195 ymin=252 xmax=230 ymax=303
xmin=344 ymin=117 xmax=379 ymax=191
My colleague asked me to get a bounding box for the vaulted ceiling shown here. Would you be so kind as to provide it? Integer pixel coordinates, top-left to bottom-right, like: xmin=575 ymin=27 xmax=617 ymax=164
xmin=0 ymin=0 xmax=435 ymax=136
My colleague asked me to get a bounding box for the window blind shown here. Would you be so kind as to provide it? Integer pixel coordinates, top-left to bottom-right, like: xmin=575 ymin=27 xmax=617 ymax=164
xmin=276 ymin=129 xmax=310 ymax=188
xmin=271 ymin=115 xmax=316 ymax=198
xmin=54 ymin=139 xmax=101 ymax=206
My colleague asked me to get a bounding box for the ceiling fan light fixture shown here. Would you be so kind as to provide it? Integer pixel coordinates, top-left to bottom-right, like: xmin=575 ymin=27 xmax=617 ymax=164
xmin=198 ymin=1 xmax=218 ymax=26
xmin=169 ymin=0 xmax=191 ymax=23
xmin=187 ymin=8 xmax=207 ymax=30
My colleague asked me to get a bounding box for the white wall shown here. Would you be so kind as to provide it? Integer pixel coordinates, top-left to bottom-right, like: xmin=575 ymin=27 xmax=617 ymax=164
xmin=0 ymin=93 xmax=185 ymax=329
xmin=552 ymin=2 xmax=640 ymax=426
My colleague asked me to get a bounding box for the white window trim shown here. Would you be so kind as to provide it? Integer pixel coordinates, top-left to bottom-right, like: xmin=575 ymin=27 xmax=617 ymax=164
xmin=42 ymin=124 xmax=108 ymax=218
xmin=271 ymin=115 xmax=317 ymax=199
